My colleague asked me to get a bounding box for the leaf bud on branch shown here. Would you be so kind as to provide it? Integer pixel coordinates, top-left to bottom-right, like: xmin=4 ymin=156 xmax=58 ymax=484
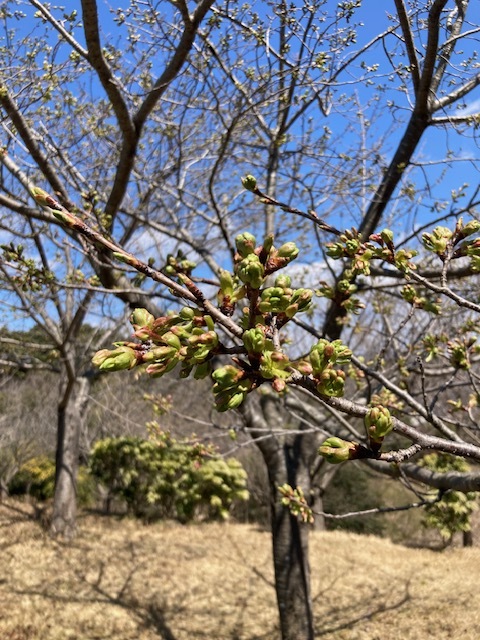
xmin=318 ymin=437 xmax=359 ymax=464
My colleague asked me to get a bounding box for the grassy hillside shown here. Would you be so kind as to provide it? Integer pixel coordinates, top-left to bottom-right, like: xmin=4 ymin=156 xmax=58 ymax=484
xmin=0 ymin=501 xmax=479 ymax=640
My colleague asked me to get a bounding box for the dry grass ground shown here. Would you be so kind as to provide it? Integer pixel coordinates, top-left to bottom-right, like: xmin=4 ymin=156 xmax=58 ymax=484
xmin=0 ymin=500 xmax=479 ymax=640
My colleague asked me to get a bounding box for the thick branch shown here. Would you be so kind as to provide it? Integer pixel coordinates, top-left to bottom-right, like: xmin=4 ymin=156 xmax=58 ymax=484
xmin=103 ymin=0 xmax=215 ymax=222
xmin=430 ymin=0 xmax=466 ymax=94
xmin=290 ymin=375 xmax=480 ymax=461
xmin=80 ymin=0 xmax=135 ymax=141
xmin=29 ymin=0 xmax=89 ymax=59
xmin=432 ymin=71 xmax=480 ymax=112
xmin=368 ymin=458 xmax=480 ymax=492
xmin=418 ymin=0 xmax=449 ymax=109
xmin=393 ymin=0 xmax=421 ymax=94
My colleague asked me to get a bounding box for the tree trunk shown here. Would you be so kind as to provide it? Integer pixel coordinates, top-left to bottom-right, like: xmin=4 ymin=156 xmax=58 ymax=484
xmin=0 ymin=479 xmax=8 ymax=503
xmin=463 ymin=529 xmax=473 ymax=547
xmin=309 ymin=486 xmax=326 ymax=532
xmin=51 ymin=374 xmax=90 ymax=538
xmin=267 ymin=445 xmax=315 ymax=640
xmin=242 ymin=395 xmax=316 ymax=640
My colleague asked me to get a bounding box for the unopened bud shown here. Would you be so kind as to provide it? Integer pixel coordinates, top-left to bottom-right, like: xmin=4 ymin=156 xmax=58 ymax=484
xmin=241 ymin=174 xmax=257 ymax=191
xmin=276 ymin=242 xmax=299 ymax=259
xmin=235 ymin=232 xmax=257 ymax=258
xmin=294 ymin=360 xmax=313 ymax=376
xmin=318 ymin=437 xmax=357 ymax=464
xmin=237 ymin=253 xmax=265 ymax=288
xmin=316 ymin=368 xmax=346 ymax=397
xmin=130 ymin=308 xmax=154 ymax=330
xmin=92 ymin=346 xmax=138 ymax=372
xmin=272 ymin=378 xmax=286 ymax=392
xmin=145 ymin=357 xmax=179 ymax=377
xmin=275 ymin=274 xmax=291 ymax=288
xmin=364 ymin=405 xmax=393 ymax=442
xmin=459 ymin=219 xmax=480 ymax=239
xmin=380 ymin=228 xmax=394 ymax=244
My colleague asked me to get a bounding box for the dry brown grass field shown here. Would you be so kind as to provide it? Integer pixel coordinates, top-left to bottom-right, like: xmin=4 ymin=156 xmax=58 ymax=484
xmin=0 ymin=500 xmax=479 ymax=640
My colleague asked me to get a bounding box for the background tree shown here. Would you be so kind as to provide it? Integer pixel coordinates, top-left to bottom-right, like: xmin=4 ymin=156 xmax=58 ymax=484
xmin=0 ymin=0 xmax=215 ymax=537
xmin=0 ymin=226 xmax=124 ymax=536
xmin=1 ymin=1 xmax=480 ymax=639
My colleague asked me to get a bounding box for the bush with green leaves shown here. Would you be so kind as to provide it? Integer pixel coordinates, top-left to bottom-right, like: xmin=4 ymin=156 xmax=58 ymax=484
xmin=88 ymin=430 xmax=249 ymax=522
xmin=9 ymin=455 xmax=56 ymax=501
xmin=420 ymin=453 xmax=478 ymax=544
xmin=8 ymin=456 xmax=95 ymax=506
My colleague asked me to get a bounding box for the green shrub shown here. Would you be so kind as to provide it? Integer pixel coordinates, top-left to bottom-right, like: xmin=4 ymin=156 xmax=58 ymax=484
xmin=9 ymin=456 xmax=96 ymax=506
xmin=9 ymin=456 xmax=56 ymax=500
xmin=420 ymin=453 xmax=478 ymax=543
xmin=88 ymin=429 xmax=249 ymax=522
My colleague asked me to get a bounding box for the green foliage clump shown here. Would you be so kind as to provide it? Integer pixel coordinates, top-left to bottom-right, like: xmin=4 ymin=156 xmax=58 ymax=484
xmin=88 ymin=430 xmax=249 ymax=522
xmin=420 ymin=453 xmax=478 ymax=543
xmin=9 ymin=456 xmax=56 ymax=501
xmin=8 ymin=456 xmax=95 ymax=506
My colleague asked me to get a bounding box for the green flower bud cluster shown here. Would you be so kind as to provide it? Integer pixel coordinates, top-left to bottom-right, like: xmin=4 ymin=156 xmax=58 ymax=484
xmin=315 ymin=368 xmax=346 ymax=396
xmin=326 ymin=228 xmax=362 ymax=259
xmin=318 ymin=228 xmax=402 ymax=315
xmin=447 ymin=337 xmax=477 ymax=370
xmin=310 ymin=339 xmax=352 ymax=371
xmin=235 ymin=232 xmax=257 ymax=258
xmin=275 ymin=241 xmax=300 ymax=261
xmin=392 ymin=247 xmax=418 ymax=272
xmin=93 ymin=307 xmax=219 ymax=380
xmin=257 ymin=274 xmax=313 ymax=319
xmin=145 ymin=311 xmax=219 ymax=379
xmin=401 ymin=285 xmax=440 ymax=315
xmin=371 ymin=388 xmax=404 ymax=411
xmin=326 ymin=229 xmax=374 ymax=277
xmin=243 ymin=326 xmax=268 ymax=355
xmin=212 ymin=365 xmax=253 ymax=411
xmin=0 ymin=241 xmax=55 ymax=292
xmin=364 ymin=405 xmax=393 ymax=446
xmin=369 ymin=229 xmax=418 ymax=272
xmin=242 ymin=326 xmax=292 ymax=392
xmin=318 ymin=437 xmax=357 ymax=464
xmin=234 ymin=233 xmax=265 ymax=288
xmin=421 ymin=219 xmax=480 ymax=265
xmin=309 ymin=339 xmax=352 ymax=397
xmin=316 ymin=279 xmax=364 ymax=315
xmin=454 ymin=218 xmax=480 ymax=248
xmin=423 ymin=333 xmax=443 ymax=363
xmin=237 ymin=252 xmax=266 ymax=289
xmin=278 ymin=484 xmax=314 ymax=523
xmin=422 ymin=226 xmax=453 ymax=256
xmin=234 ymin=233 xmax=300 ymax=290
xmin=456 ymin=218 xmax=480 ymax=241
xmin=259 ymin=350 xmax=291 ymax=388
xmin=130 ymin=307 xmax=156 ymax=340
xmin=164 ymin=250 xmax=196 ymax=277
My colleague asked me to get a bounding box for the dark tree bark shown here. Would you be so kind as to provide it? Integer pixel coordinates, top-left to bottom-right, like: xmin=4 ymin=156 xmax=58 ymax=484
xmin=242 ymin=395 xmax=316 ymax=640
xmin=463 ymin=530 xmax=473 ymax=547
xmin=268 ymin=442 xmax=315 ymax=640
